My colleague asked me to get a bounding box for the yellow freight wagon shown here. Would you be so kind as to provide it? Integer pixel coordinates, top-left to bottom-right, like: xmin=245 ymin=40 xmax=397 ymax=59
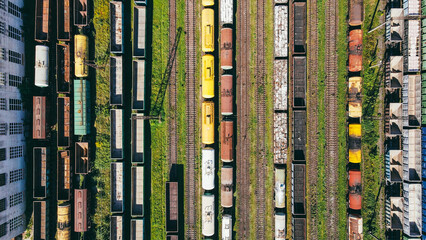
xmin=202 ymin=101 xmax=214 ymax=144
xmin=74 ymin=34 xmax=89 ymax=78
xmin=57 ymin=203 xmax=71 ymax=240
xmin=202 ymin=0 xmax=214 ymax=6
xmin=202 ymin=9 xmax=214 ymax=52
xmin=202 ymin=54 xmax=214 ymax=98
xmin=348 ymin=123 xmax=361 ymax=163
xmin=348 ymin=77 xmax=362 ymax=118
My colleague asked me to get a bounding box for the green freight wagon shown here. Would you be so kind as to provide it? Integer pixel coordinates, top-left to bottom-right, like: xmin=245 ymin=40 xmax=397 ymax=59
xmin=74 ymin=79 xmax=90 ymax=135
xmin=423 ymin=73 xmax=426 ymax=125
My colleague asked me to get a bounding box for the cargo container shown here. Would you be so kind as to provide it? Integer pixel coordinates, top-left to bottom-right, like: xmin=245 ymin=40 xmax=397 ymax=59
xmin=110 ymin=215 xmax=123 ymax=240
xmin=202 ymin=101 xmax=215 ymax=144
xmin=386 ymin=56 xmax=403 ymax=88
xmin=202 ymin=54 xmax=215 ymax=98
xmin=133 ymin=6 xmax=146 ymax=57
xmin=275 ymin=0 xmax=288 ymax=3
xmin=221 ymin=120 xmax=233 ymax=162
xmin=221 ymin=75 xmax=233 ymax=115
xmin=220 ymin=0 xmax=233 ymax=25
xmin=348 ymin=214 xmax=363 ymax=239
xmin=403 ymin=129 xmax=421 ymax=182
xmin=202 ymin=194 xmax=215 ymax=237
xmin=293 ymin=56 xmax=306 ymax=108
xmin=385 ymin=150 xmax=403 ymax=182
xmin=403 ymin=0 xmax=420 ymax=16
xmin=132 ymin=60 xmax=145 ymax=110
xmin=404 ymin=20 xmax=421 ymax=73
xmin=202 ymin=9 xmax=215 ymax=52
xmin=57 ymin=203 xmax=71 ymax=240
xmin=35 ymin=46 xmax=49 ymax=87
xmin=75 ymin=142 xmax=89 ymax=174
xmin=74 ymin=79 xmax=90 ymax=135
xmin=131 ymin=166 xmax=144 ymax=217
xmin=202 ymin=148 xmax=215 ymax=190
xmin=57 ymin=0 xmax=71 ymax=41
xmin=110 ymin=1 xmax=123 ymax=53
xmin=349 ymin=123 xmax=361 ymax=163
xmin=35 ymin=0 xmax=49 ymax=41
xmin=403 ymin=183 xmax=422 ymax=237
xmin=166 ymin=182 xmax=179 ymax=233
xmin=292 ymin=218 xmax=306 ymax=240
xmin=274 ymin=59 xmax=288 ymax=111
xmin=293 ymin=2 xmax=306 ymax=54
xmin=348 ymin=77 xmax=362 ymax=118
xmin=74 ymin=0 xmax=88 ymax=26
xmin=221 ymin=28 xmax=232 ymax=70
xmin=274 ymin=5 xmax=288 ymax=58
xmin=131 ymin=219 xmax=144 ymax=240
xmin=132 ymin=114 xmax=144 ymax=163
xmin=74 ymin=189 xmax=88 ymax=232
xmin=111 ymin=109 xmax=123 ymax=159
xmin=33 ymin=96 xmax=47 ymax=140
xmin=402 ymin=75 xmax=421 ymax=127
xmin=275 ymin=168 xmax=285 ymax=208
xmin=386 ymin=9 xmax=403 ymax=42
xmin=202 ymin=0 xmax=214 ymax=6
xmin=292 ymin=164 xmax=305 ymax=215
xmin=74 ymin=35 xmax=89 ymax=78
xmin=385 ymin=197 xmax=403 ymax=230
xmin=348 ymin=169 xmax=362 ymax=210
xmin=274 ymin=112 xmax=288 ymax=164
xmin=349 ymin=0 xmax=363 ymax=26
xmin=221 ymin=166 xmax=233 ymax=208
xmin=110 ymin=56 xmax=123 ymax=105
xmin=386 ymin=103 xmax=403 ymax=136
xmin=349 ymin=29 xmax=363 ymax=72
xmin=222 ymin=214 xmax=232 ymax=240
xmin=111 ymin=162 xmax=124 ymax=213
xmin=56 ymin=44 xmax=71 ymax=93
xmin=57 ymin=151 xmax=71 ymax=201
xmin=57 ymin=97 xmax=70 ymax=147
xmin=33 ymin=201 xmax=49 ymax=240
xmin=34 ymin=147 xmax=48 ymax=198
xmin=293 ymin=110 xmax=306 ymax=161
xmin=275 ymin=213 xmax=286 ymax=240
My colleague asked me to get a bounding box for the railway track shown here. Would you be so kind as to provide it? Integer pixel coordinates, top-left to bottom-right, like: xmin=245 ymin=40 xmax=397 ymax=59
xmin=255 ymin=0 xmax=266 ymax=238
xmin=168 ymin=0 xmax=177 ymax=166
xmin=324 ymin=0 xmax=339 ymax=236
xmin=237 ymin=0 xmax=251 ymax=238
xmin=185 ymin=0 xmax=197 ymax=238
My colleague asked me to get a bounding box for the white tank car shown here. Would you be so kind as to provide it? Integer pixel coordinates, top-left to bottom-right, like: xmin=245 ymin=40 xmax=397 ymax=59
xmin=220 ymin=0 xmax=233 ymax=25
xmin=222 ymin=214 xmax=232 ymax=240
xmin=202 ymin=148 xmax=215 ymax=190
xmin=274 ymin=168 xmax=285 ymax=208
xmin=35 ymin=45 xmax=49 ymax=87
xmin=202 ymin=194 xmax=215 ymax=237
xmin=275 ymin=213 xmax=286 ymax=240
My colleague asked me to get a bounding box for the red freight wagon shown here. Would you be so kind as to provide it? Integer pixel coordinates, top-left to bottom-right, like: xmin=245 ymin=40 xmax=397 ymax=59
xmin=221 ymin=28 xmax=233 ymax=70
xmin=221 ymin=120 xmax=233 ymax=162
xmin=33 ymin=96 xmax=46 ymax=139
xmin=349 ymin=169 xmax=362 ymax=210
xmin=221 ymin=75 xmax=233 ymax=115
xmin=74 ymin=189 xmax=88 ymax=232
xmin=349 ymin=29 xmax=363 ymax=72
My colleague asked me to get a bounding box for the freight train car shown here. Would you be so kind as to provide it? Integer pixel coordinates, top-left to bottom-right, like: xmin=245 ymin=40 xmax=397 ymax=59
xmin=220 ymin=0 xmax=233 ymax=25
xmin=167 ymin=235 xmax=178 ymax=240
xmin=57 ymin=203 xmax=71 ymax=240
xmin=293 ymin=110 xmax=306 ymax=161
xmin=166 ymin=182 xmax=179 ymax=233
xmin=221 ymin=120 xmax=233 ymax=162
xmin=131 ymin=166 xmax=144 ymax=217
xmin=292 ymin=218 xmax=306 ymax=240
xmin=348 ymin=169 xmax=362 ymax=210
xmin=74 ymin=35 xmax=89 ymax=78
xmin=221 ymin=166 xmax=233 ymax=208
xmin=110 ymin=1 xmax=123 ymax=54
xmin=110 ymin=215 xmax=123 ymax=240
xmin=33 ymin=201 xmax=49 ymax=240
xmin=202 ymin=9 xmax=215 ymax=52
xmin=222 ymin=214 xmax=232 ymax=240
xmin=74 ymin=189 xmax=88 ymax=232
xmin=33 ymin=96 xmax=46 ymax=139
xmin=75 ymin=142 xmax=89 ymax=174
xmin=274 ymin=5 xmax=288 ymax=58
xmin=57 ymin=97 xmax=70 ymax=147
xmin=110 ymin=56 xmax=123 ymax=105
xmin=57 ymin=0 xmax=71 ymax=41
xmin=74 ymin=0 xmax=88 ymax=27
xmin=349 ymin=123 xmax=361 ymax=163
xmin=56 ymin=44 xmax=70 ymax=93
xmin=292 ymin=164 xmax=306 ymax=215
xmin=348 ymin=214 xmax=363 ymax=239
xmin=348 ymin=77 xmax=362 ymax=118
xmin=74 ymin=79 xmax=91 ymax=135
xmin=34 ymin=147 xmax=48 ymax=198
xmin=202 ymin=101 xmax=215 ymax=144
xmin=202 ymin=193 xmax=215 ymax=237
xmin=349 ymin=0 xmax=363 ymax=26
xmin=111 ymin=109 xmax=123 ymax=159
xmin=132 ymin=60 xmax=145 ymax=110
xmin=133 ymin=6 xmax=146 ymax=57
xmin=275 ymin=213 xmax=286 ymax=240
xmin=349 ymin=29 xmax=363 ymax=72
xmin=131 ymin=219 xmax=144 ymax=240
xmin=275 ymin=167 xmax=285 ymax=208
xmin=293 ymin=2 xmax=307 ymax=54
xmin=221 ymin=75 xmax=233 ymax=115
xmin=132 ymin=114 xmax=145 ymax=163
xmin=35 ymin=0 xmax=49 ymax=42
xmin=202 ymin=148 xmax=215 ymax=190
xmin=274 ymin=59 xmax=288 ymax=111
xmin=402 ymin=129 xmax=421 ymax=182
xmin=402 ymin=75 xmax=421 ymax=127
xmin=35 ymin=46 xmax=49 ymax=87
xmin=202 ymin=54 xmax=215 ymax=98
xmin=221 ymin=28 xmax=233 ymax=70
xmin=57 ymin=151 xmax=71 ymax=201
xmin=293 ymin=56 xmax=306 ymax=108
xmin=274 ymin=112 xmax=288 ymax=164
xmin=202 ymin=0 xmax=214 ymax=6
xmin=111 ymin=162 xmax=124 ymax=213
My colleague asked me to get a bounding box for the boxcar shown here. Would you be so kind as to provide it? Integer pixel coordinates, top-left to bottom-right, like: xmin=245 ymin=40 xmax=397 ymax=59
xmin=274 ymin=112 xmax=288 ymax=164
xmin=202 ymin=194 xmax=215 ymax=237
xmin=133 ymin=6 xmax=146 ymax=57
xmin=110 ymin=1 xmax=123 ymax=54
xmin=222 ymin=214 xmax=232 ymax=240
xmin=132 ymin=60 xmax=145 ymax=110
xmin=74 ymin=0 xmax=88 ymax=26
xmin=74 ymin=79 xmax=91 ymax=135
xmin=349 ymin=0 xmax=363 ymax=26
xmin=275 ymin=213 xmax=286 ymax=240
xmin=57 ymin=97 xmax=70 ymax=147
xmin=57 ymin=0 xmax=71 ymax=40
xmin=131 ymin=166 xmax=144 ymax=217
xmin=57 ymin=151 xmax=71 ymax=201
xmin=33 ymin=96 xmax=46 ymax=139
xmin=57 ymin=203 xmax=71 ymax=240
xmin=202 ymin=101 xmax=215 ymax=144
xmin=33 ymin=201 xmax=49 ymax=240
xmin=33 ymin=147 xmax=48 ymax=198
xmin=202 ymin=148 xmax=215 ymax=190
xmin=221 ymin=166 xmax=233 ymax=208
xmin=348 ymin=123 xmax=361 ymax=163
xmin=74 ymin=189 xmax=88 ymax=232
xmin=221 ymin=120 xmax=233 ymax=162
xmin=221 ymin=75 xmax=233 ymax=115
xmin=220 ymin=0 xmax=233 ymax=25
xmin=274 ymin=59 xmax=288 ymax=111
xmin=292 ymin=218 xmax=306 ymax=240
xmin=275 ymin=168 xmax=285 ymax=208
xmin=111 ymin=109 xmax=124 ymax=159
xmin=111 ymin=162 xmax=124 ymax=213
xmin=202 ymin=9 xmax=215 ymax=52
xmin=292 ymin=164 xmax=306 ymax=215
xmin=110 ymin=56 xmax=123 ymax=105
xmin=132 ymin=113 xmax=145 ymax=163
xmin=74 ymin=34 xmax=89 ymax=78
xmin=56 ymin=44 xmax=70 ymax=93
xmin=75 ymin=142 xmax=89 ymax=174
xmin=166 ymin=182 xmax=179 ymax=233
xmin=293 ymin=110 xmax=306 ymax=161
xmin=293 ymin=56 xmax=306 ymax=108
xmin=221 ymin=28 xmax=233 ymax=70
xmin=35 ymin=0 xmax=49 ymax=42
xmin=293 ymin=2 xmax=307 ymax=54
xmin=131 ymin=219 xmax=144 ymax=240
xmin=348 ymin=214 xmax=363 ymax=239
xmin=202 ymin=0 xmax=214 ymax=6
xmin=274 ymin=5 xmax=288 ymax=58
xmin=349 ymin=170 xmax=362 ymax=210
xmin=349 ymin=29 xmax=363 ymax=72
xmin=348 ymin=77 xmax=362 ymax=118
xmin=202 ymin=54 xmax=215 ymax=98
xmin=110 ymin=215 xmax=123 ymax=240
xmin=35 ymin=46 xmax=49 ymax=87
